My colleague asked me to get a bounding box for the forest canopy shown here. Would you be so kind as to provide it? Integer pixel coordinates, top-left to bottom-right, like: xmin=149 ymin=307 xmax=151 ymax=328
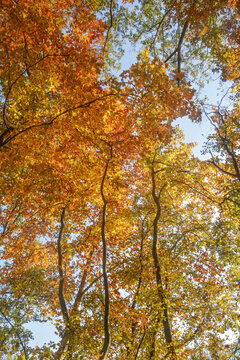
xmin=0 ymin=0 xmax=240 ymax=359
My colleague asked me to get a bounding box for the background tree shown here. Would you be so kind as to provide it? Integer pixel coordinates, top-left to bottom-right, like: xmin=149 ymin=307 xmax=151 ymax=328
xmin=1 ymin=0 xmax=240 ymax=359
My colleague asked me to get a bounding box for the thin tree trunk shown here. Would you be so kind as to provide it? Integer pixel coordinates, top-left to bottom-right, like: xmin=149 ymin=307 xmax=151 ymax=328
xmin=53 ymin=242 xmax=94 ymax=359
xmin=57 ymin=208 xmax=69 ymax=324
xmin=54 ymin=208 xmax=70 ymax=360
xmin=151 ymin=155 xmax=176 ymax=359
xmin=99 ymin=145 xmax=112 ymax=360
xmin=127 ymin=217 xmax=148 ymax=357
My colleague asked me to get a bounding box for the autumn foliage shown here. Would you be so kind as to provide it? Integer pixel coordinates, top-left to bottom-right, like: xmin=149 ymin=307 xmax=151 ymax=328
xmin=0 ymin=0 xmax=240 ymax=359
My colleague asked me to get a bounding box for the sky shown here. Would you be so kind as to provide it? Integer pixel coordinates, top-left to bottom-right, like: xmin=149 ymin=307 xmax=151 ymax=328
xmin=24 ymin=321 xmax=59 ymax=347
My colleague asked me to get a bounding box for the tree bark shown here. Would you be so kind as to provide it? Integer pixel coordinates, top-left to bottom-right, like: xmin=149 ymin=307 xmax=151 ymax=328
xmin=151 ymin=155 xmax=176 ymax=359
xmin=99 ymin=145 xmax=112 ymax=360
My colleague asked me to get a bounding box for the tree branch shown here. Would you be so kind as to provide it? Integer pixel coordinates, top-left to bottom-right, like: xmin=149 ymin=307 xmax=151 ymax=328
xmin=71 ymin=250 xmax=94 ymax=314
xmin=150 ymin=11 xmax=169 ymax=50
xmin=134 ymin=326 xmax=146 ymax=360
xmin=165 ymin=21 xmax=188 ymax=63
xmin=208 ymin=151 xmax=238 ymax=179
xmin=1 ymin=93 xmax=116 ymax=148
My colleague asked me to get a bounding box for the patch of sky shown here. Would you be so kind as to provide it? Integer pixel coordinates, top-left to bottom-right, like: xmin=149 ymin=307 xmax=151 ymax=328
xmin=24 ymin=321 xmax=59 ymax=348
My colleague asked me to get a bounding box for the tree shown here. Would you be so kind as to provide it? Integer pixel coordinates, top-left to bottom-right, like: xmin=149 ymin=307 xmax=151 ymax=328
xmin=1 ymin=0 xmax=240 ymax=359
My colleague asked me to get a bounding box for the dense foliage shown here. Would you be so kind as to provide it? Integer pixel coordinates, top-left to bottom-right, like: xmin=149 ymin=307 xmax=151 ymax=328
xmin=0 ymin=0 xmax=240 ymax=359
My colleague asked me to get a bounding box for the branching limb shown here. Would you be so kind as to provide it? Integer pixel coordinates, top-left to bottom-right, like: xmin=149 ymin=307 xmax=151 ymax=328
xmin=165 ymin=21 xmax=188 ymax=64
xmin=71 ymin=250 xmax=94 ymax=314
xmin=149 ymin=319 xmax=159 ymax=359
xmin=1 ymin=93 xmax=116 ymax=148
xmin=165 ymin=20 xmax=188 ymax=84
xmin=54 ymin=249 xmax=96 ymax=360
